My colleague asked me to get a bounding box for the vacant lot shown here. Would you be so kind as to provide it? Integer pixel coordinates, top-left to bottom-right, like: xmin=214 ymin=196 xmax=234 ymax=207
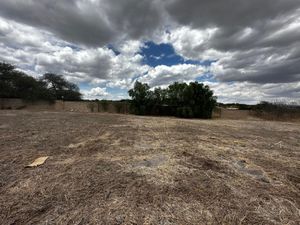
xmin=0 ymin=111 xmax=299 ymax=225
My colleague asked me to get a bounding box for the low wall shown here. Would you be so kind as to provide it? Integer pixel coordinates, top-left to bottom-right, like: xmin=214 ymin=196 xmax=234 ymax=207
xmin=1 ymin=98 xmax=253 ymax=119
xmin=0 ymin=98 xmax=24 ymax=110
xmin=0 ymin=98 xmax=130 ymax=114
xmin=219 ymin=108 xmax=251 ymax=120
xmin=0 ymin=98 xmax=55 ymax=111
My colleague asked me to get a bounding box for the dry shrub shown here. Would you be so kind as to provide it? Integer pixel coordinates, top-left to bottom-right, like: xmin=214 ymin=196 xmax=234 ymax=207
xmin=252 ymin=101 xmax=300 ymax=121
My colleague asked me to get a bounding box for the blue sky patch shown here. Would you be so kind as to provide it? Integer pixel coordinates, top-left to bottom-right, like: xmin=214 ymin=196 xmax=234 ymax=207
xmin=196 ymin=73 xmax=217 ymax=82
xmin=78 ymin=82 xmax=92 ymax=90
xmin=140 ymin=41 xmax=184 ymax=67
xmin=107 ymin=44 xmax=120 ymax=55
xmin=139 ymin=41 xmax=214 ymax=67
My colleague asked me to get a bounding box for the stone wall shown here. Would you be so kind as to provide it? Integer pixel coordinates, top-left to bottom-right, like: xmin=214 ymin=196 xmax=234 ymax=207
xmin=217 ymin=108 xmax=251 ymax=120
xmin=0 ymin=98 xmax=55 ymax=111
xmin=0 ymin=98 xmax=130 ymax=114
xmin=0 ymin=98 xmax=251 ymax=119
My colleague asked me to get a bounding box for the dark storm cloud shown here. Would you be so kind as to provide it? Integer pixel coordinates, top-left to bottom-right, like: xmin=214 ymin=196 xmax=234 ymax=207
xmin=0 ymin=0 xmax=299 ymax=96
xmin=165 ymin=0 xmax=300 ymax=84
xmin=212 ymin=40 xmax=300 ymax=84
xmin=0 ymin=0 xmax=164 ymax=46
xmin=165 ymin=0 xmax=299 ymax=29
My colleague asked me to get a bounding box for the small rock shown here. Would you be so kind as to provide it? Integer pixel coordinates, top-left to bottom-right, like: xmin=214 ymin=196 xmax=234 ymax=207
xmin=115 ymin=215 xmax=124 ymax=224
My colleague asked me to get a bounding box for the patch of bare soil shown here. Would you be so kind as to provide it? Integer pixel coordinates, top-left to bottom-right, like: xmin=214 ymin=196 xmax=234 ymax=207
xmin=0 ymin=110 xmax=299 ymax=225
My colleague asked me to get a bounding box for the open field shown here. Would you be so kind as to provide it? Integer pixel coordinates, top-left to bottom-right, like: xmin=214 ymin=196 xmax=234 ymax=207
xmin=0 ymin=111 xmax=299 ymax=225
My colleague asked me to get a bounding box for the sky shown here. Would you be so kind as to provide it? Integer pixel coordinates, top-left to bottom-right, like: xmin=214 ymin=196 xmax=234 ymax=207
xmin=0 ymin=0 xmax=299 ymax=104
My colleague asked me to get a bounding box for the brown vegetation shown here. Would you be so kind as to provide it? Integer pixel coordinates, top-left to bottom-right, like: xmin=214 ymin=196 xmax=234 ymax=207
xmin=0 ymin=111 xmax=299 ymax=224
xmin=251 ymin=102 xmax=300 ymax=121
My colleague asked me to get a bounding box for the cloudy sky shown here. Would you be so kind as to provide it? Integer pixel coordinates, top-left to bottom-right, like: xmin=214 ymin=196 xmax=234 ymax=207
xmin=0 ymin=0 xmax=300 ymax=103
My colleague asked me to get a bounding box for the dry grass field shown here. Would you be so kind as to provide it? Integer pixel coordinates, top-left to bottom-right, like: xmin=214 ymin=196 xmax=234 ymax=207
xmin=0 ymin=110 xmax=299 ymax=225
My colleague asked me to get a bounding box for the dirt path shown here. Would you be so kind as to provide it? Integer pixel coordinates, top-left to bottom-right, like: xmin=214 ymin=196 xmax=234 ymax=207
xmin=0 ymin=111 xmax=299 ymax=225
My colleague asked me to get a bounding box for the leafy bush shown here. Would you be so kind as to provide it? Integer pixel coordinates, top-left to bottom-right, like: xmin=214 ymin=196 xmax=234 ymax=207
xmin=176 ymin=107 xmax=194 ymax=118
xmin=128 ymin=81 xmax=217 ymax=119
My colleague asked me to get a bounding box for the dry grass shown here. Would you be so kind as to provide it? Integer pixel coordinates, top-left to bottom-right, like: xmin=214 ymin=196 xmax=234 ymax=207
xmin=0 ymin=110 xmax=299 ymax=225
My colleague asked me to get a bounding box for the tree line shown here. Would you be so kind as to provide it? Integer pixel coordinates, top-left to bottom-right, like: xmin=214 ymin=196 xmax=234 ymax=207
xmin=128 ymin=81 xmax=217 ymax=118
xmin=0 ymin=62 xmax=81 ymax=101
xmin=1 ymin=62 xmax=217 ymax=118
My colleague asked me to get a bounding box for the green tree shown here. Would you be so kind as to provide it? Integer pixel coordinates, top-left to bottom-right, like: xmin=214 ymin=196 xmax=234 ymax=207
xmin=183 ymin=82 xmax=217 ymax=118
xmin=128 ymin=81 xmax=151 ymax=115
xmin=128 ymin=80 xmax=217 ymax=118
xmin=41 ymin=73 xmax=82 ymax=101
xmin=167 ymin=82 xmax=188 ymax=106
xmin=0 ymin=62 xmax=55 ymax=101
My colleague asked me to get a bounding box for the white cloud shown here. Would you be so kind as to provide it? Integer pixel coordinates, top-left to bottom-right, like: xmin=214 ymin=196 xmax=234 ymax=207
xmin=0 ymin=0 xmax=166 ymax=46
xmin=83 ymin=87 xmax=108 ymax=99
xmin=0 ymin=17 xmax=148 ymax=86
xmin=139 ymin=64 xmax=207 ymax=87
xmin=206 ymin=81 xmax=300 ymax=104
xmin=159 ymin=26 xmax=222 ymax=60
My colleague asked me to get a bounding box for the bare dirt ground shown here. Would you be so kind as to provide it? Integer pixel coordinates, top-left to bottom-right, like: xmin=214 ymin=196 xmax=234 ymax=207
xmin=0 ymin=110 xmax=299 ymax=225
